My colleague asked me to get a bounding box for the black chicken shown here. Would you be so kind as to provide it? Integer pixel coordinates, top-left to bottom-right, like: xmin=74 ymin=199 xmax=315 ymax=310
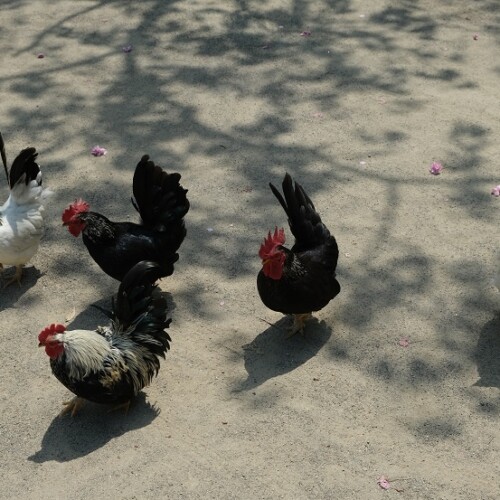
xmin=257 ymin=173 xmax=340 ymax=335
xmin=38 ymin=261 xmax=171 ymax=416
xmin=62 ymin=155 xmax=189 ymax=281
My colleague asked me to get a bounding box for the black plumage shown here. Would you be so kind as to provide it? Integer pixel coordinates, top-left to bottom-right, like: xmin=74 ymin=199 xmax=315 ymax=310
xmin=70 ymin=155 xmax=189 ymax=281
xmin=8 ymin=147 xmax=40 ymax=189
xmin=47 ymin=261 xmax=171 ymax=407
xmin=0 ymin=132 xmax=40 ymax=188
xmin=257 ymin=173 xmax=340 ymax=318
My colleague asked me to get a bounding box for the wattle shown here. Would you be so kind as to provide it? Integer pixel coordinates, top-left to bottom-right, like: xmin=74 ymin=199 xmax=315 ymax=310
xmin=263 ymin=259 xmax=284 ymax=280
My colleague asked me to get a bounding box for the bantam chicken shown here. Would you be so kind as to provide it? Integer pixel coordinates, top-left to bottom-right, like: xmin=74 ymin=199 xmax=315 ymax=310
xmin=62 ymin=155 xmax=189 ymax=281
xmin=0 ymin=132 xmax=51 ymax=286
xmin=38 ymin=260 xmax=171 ymax=416
xmin=257 ymin=173 xmax=341 ymax=336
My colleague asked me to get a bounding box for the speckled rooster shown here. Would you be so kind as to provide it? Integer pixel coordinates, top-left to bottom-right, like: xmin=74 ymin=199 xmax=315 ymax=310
xmin=39 ymin=261 xmax=171 ymax=416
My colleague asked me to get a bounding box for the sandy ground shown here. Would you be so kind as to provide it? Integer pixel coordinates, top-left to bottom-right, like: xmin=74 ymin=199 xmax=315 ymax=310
xmin=0 ymin=0 xmax=499 ymax=498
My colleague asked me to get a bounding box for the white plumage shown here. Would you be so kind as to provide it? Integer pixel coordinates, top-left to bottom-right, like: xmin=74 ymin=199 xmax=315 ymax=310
xmin=0 ymin=134 xmax=51 ymax=285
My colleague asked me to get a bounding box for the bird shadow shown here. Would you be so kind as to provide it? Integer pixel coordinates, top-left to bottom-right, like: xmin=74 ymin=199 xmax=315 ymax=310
xmin=235 ymin=316 xmax=332 ymax=391
xmin=28 ymin=393 xmax=159 ymax=463
xmin=0 ymin=266 xmax=42 ymax=311
xmin=473 ymin=313 xmax=500 ymax=389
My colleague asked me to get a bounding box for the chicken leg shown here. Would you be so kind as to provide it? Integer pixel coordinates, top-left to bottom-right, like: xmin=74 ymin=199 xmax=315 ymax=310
xmin=286 ymin=313 xmax=313 ymax=337
xmin=108 ymin=400 xmax=131 ymax=414
xmin=3 ymin=265 xmax=23 ymax=288
xmin=60 ymin=396 xmax=86 ymax=417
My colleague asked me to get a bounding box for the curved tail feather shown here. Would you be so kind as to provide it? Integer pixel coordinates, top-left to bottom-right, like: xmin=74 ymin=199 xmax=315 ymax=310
xmin=0 ymin=132 xmax=8 ymax=182
xmin=132 ymin=155 xmax=189 ymax=232
xmin=270 ymin=173 xmax=331 ymax=251
xmin=112 ymin=261 xmax=171 ymax=358
xmin=9 ymin=147 xmax=41 ymax=189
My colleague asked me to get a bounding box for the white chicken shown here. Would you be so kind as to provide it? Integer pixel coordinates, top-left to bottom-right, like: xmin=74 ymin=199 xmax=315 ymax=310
xmin=0 ymin=133 xmax=51 ymax=286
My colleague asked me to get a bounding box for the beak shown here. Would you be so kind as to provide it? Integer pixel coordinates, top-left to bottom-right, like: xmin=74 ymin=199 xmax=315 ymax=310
xmin=38 ymin=342 xmax=43 ymax=347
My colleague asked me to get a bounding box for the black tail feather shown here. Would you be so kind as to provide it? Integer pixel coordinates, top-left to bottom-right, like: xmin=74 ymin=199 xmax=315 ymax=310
xmin=132 ymin=155 xmax=190 ymax=231
xmin=9 ymin=147 xmax=40 ymax=190
xmin=113 ymin=261 xmax=171 ymax=356
xmin=270 ymin=173 xmax=330 ymax=251
xmin=0 ymin=132 xmax=8 ymax=183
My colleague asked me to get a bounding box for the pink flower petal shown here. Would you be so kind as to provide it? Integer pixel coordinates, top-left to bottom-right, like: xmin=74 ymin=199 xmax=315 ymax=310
xmin=473 ymin=33 xmax=479 ymax=40
xmin=91 ymin=146 xmax=107 ymax=157
xmin=429 ymin=161 xmax=443 ymax=175
xmin=36 ymin=53 xmax=45 ymax=59
xmin=398 ymin=337 xmax=410 ymax=348
xmin=122 ymin=45 xmax=133 ymax=53
xmin=377 ymin=476 xmax=391 ymax=490
xmin=491 ymin=185 xmax=500 ymax=197
xmin=300 ymin=31 xmax=312 ymax=37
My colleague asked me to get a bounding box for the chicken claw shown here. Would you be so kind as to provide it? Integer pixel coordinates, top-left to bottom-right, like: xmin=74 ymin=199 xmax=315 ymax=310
xmin=286 ymin=313 xmax=313 ymax=338
xmin=60 ymin=396 xmax=86 ymax=417
xmin=108 ymin=400 xmax=131 ymax=414
xmin=3 ymin=265 xmax=23 ymax=288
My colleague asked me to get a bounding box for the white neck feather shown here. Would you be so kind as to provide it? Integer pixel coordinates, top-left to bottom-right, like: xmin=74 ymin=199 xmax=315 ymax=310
xmin=58 ymin=330 xmax=112 ymax=379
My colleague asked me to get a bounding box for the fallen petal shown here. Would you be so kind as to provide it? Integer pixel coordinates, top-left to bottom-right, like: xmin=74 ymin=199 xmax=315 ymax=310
xmin=300 ymin=31 xmax=312 ymax=37
xmin=491 ymin=185 xmax=500 ymax=197
xmin=429 ymin=161 xmax=443 ymax=175
xmin=473 ymin=33 xmax=479 ymax=40
xmin=398 ymin=337 xmax=410 ymax=348
xmin=122 ymin=45 xmax=133 ymax=53
xmin=91 ymin=146 xmax=107 ymax=157
xmin=36 ymin=53 xmax=45 ymax=59
xmin=377 ymin=476 xmax=391 ymax=490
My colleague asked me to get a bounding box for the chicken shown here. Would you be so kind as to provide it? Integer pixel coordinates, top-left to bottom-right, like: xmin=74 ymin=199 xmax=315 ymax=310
xmin=62 ymin=155 xmax=189 ymax=281
xmin=257 ymin=173 xmax=341 ymax=336
xmin=0 ymin=132 xmax=51 ymax=286
xmin=38 ymin=260 xmax=171 ymax=416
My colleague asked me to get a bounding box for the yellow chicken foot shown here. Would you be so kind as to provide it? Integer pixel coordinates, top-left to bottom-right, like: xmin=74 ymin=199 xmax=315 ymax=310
xmin=108 ymin=400 xmax=131 ymax=414
xmin=286 ymin=313 xmax=313 ymax=338
xmin=60 ymin=396 xmax=86 ymax=417
xmin=3 ymin=265 xmax=23 ymax=288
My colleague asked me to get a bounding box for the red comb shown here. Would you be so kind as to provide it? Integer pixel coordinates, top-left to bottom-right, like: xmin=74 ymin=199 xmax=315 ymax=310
xmin=259 ymin=227 xmax=285 ymax=259
xmin=38 ymin=323 xmax=66 ymax=343
xmin=62 ymin=199 xmax=90 ymax=224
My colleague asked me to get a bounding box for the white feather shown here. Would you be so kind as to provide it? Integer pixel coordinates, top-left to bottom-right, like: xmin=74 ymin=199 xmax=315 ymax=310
xmin=0 ymin=174 xmax=52 ymax=266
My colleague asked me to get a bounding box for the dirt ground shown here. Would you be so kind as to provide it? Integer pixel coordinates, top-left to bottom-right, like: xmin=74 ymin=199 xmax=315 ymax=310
xmin=0 ymin=1 xmax=499 ymax=498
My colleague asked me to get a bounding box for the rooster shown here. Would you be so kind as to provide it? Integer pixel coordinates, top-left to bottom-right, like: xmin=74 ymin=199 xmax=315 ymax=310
xmin=38 ymin=260 xmax=171 ymax=416
xmin=62 ymin=155 xmax=189 ymax=281
xmin=0 ymin=132 xmax=51 ymax=286
xmin=257 ymin=173 xmax=341 ymax=336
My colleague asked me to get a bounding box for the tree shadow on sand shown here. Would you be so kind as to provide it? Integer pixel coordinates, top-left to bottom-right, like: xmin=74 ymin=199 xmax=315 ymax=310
xmin=28 ymin=393 xmax=159 ymax=463
xmin=473 ymin=314 xmax=500 ymax=389
xmin=235 ymin=317 xmax=332 ymax=391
